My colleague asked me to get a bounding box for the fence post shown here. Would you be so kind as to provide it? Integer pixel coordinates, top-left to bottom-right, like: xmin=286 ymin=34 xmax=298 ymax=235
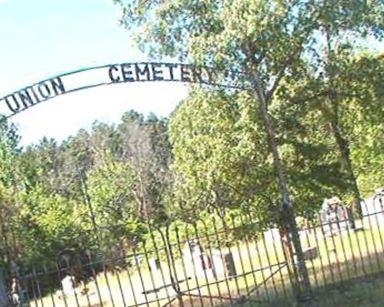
xmin=346 ymin=206 xmax=356 ymax=229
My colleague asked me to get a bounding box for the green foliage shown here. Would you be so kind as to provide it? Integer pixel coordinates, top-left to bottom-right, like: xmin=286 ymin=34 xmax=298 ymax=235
xmin=0 ymin=0 xmax=383 ymax=274
xmin=169 ymin=89 xmax=277 ymax=223
xmin=114 ymin=0 xmax=384 ymax=217
xmin=169 ymin=87 xmax=350 ymax=224
xmin=0 ymin=119 xmax=20 ymax=268
xmin=0 ymin=111 xmax=175 ymax=270
xmin=15 ymin=186 xmax=89 ymax=266
xmin=87 ymin=153 xmax=146 ymax=249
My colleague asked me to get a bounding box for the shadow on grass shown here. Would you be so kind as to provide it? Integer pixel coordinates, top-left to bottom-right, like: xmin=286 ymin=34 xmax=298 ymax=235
xmin=221 ymin=272 xmax=384 ymax=307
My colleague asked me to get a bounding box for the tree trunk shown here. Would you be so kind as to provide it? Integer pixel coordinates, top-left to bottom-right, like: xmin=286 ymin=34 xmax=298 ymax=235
xmin=329 ymin=119 xmax=363 ymax=219
xmin=250 ymin=71 xmax=312 ymax=302
xmin=324 ymin=30 xmax=362 ymax=220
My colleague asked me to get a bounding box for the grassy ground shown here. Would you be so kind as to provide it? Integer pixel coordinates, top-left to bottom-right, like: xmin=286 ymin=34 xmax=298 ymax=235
xmin=29 ymin=215 xmax=384 ymax=306
xmin=236 ymin=272 xmax=384 ymax=306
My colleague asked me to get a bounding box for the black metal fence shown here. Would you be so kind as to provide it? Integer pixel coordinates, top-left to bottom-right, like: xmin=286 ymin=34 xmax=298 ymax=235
xmin=12 ymin=194 xmax=384 ymax=306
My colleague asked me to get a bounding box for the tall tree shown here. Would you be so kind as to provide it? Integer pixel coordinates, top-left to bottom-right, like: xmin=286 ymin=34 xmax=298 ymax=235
xmin=114 ymin=0 xmax=384 ymax=298
xmin=87 ymin=150 xmax=141 ymax=251
xmin=115 ymin=111 xmax=173 ymax=225
xmin=170 ymin=89 xmax=277 ymax=221
xmin=0 ymin=118 xmax=21 ymax=266
xmin=338 ymin=54 xmax=384 ymax=197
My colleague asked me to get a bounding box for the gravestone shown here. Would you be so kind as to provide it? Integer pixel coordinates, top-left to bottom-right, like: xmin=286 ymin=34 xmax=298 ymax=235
xmin=210 ymin=250 xmax=237 ymax=278
xmin=320 ymin=197 xmax=350 ymax=235
xmin=302 ymin=246 xmax=318 ymax=261
xmin=61 ymin=274 xmax=76 ymax=297
xmin=183 ymin=241 xmax=214 ymax=278
xmin=183 ymin=242 xmax=237 ymax=280
xmin=149 ymin=258 xmax=161 ymax=272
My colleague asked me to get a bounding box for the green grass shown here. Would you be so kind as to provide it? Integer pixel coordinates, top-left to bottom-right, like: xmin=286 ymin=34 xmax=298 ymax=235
xmin=236 ymin=273 xmax=384 ymax=306
xmin=31 ymin=218 xmax=384 ymax=306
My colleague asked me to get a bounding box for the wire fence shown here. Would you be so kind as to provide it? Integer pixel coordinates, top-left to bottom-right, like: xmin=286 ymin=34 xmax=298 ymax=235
xmin=10 ymin=194 xmax=384 ymax=306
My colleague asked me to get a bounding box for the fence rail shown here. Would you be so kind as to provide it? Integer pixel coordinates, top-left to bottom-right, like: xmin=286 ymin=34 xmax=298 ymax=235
xmin=10 ymin=195 xmax=384 ymax=306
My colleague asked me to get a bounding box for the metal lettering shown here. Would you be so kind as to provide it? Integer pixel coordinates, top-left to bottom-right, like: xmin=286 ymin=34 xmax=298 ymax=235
xmin=0 ymin=62 xmax=245 ymax=121
xmin=122 ymin=64 xmax=135 ymax=82
xmin=4 ymin=95 xmax=20 ymax=113
xmin=37 ymin=82 xmax=51 ymax=99
xmin=165 ymin=63 xmax=177 ymax=81
xmin=180 ymin=65 xmax=191 ymax=82
xmin=151 ymin=63 xmax=164 ymax=81
xmin=206 ymin=68 xmax=217 ymax=84
xmin=192 ymin=67 xmax=204 ymax=83
xmin=50 ymin=77 xmax=66 ymax=95
xmin=18 ymin=88 xmax=34 ymax=107
xmin=108 ymin=65 xmax=120 ymax=83
xmin=134 ymin=64 xmax=150 ymax=81
xmin=29 ymin=86 xmax=41 ymax=103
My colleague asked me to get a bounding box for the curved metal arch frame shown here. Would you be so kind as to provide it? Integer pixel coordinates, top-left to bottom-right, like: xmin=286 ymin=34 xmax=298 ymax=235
xmin=0 ymin=62 xmax=250 ymax=121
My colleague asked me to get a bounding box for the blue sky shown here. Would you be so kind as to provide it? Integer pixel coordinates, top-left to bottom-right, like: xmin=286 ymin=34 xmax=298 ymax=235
xmin=1 ymin=1 xmax=383 ymax=146
xmin=0 ymin=0 xmax=188 ymax=145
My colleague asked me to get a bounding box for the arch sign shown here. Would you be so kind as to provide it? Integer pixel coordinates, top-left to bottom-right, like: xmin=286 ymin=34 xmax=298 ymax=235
xmin=0 ymin=62 xmax=247 ymax=120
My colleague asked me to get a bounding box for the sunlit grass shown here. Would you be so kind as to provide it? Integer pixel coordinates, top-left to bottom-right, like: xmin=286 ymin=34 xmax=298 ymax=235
xmin=31 ymin=216 xmax=384 ymax=306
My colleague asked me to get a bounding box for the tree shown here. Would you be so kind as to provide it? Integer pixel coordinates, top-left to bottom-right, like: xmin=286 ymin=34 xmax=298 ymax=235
xmin=285 ymin=45 xmax=384 ymax=219
xmin=0 ymin=117 xmax=20 ymax=190
xmin=170 ymin=89 xmax=277 ymax=221
xmin=338 ymin=54 xmax=384 ymax=197
xmin=0 ymin=118 xmax=21 ymax=267
xmin=15 ymin=185 xmax=90 ymax=267
xmin=87 ymin=151 xmax=143 ymax=251
xmin=11 ymin=110 xmax=176 ymax=267
xmin=170 ymin=87 xmax=349 ymax=223
xmin=115 ymin=111 xmax=173 ymax=225
xmin=114 ymin=0 xmax=384 ymax=299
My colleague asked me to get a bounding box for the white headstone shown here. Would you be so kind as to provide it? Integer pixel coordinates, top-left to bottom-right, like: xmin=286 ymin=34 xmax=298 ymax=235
xmin=61 ymin=275 xmax=75 ymax=296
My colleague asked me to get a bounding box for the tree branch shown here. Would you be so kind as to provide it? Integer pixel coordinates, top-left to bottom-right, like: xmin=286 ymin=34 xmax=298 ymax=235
xmin=266 ymin=63 xmax=288 ymax=102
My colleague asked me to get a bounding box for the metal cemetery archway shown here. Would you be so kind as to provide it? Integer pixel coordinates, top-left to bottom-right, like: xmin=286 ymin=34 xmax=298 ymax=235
xmin=0 ymin=62 xmax=313 ymax=306
xmin=0 ymin=62 xmax=247 ymax=120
